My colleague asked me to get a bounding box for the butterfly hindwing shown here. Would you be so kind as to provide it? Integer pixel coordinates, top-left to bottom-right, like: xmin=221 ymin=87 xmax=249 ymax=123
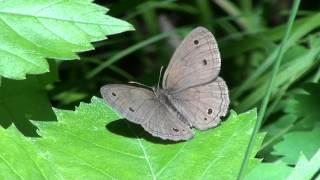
xmin=170 ymin=77 xmax=229 ymax=130
xmin=142 ymin=104 xmax=194 ymax=141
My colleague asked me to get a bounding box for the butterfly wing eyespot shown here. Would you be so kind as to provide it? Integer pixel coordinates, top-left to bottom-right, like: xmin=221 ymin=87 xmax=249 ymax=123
xmin=202 ymin=59 xmax=207 ymax=65
xmin=129 ymin=107 xmax=135 ymax=112
xmin=193 ymin=40 xmax=199 ymax=45
xmin=173 ymin=128 xmax=179 ymax=132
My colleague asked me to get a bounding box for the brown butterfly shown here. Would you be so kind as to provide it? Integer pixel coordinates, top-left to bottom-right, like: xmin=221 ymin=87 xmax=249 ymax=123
xmin=101 ymin=27 xmax=229 ymax=141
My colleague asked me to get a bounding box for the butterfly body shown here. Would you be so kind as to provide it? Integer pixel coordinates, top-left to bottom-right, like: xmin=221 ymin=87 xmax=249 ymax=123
xmin=155 ymin=88 xmax=192 ymax=127
xmin=101 ymin=27 xmax=230 ymax=141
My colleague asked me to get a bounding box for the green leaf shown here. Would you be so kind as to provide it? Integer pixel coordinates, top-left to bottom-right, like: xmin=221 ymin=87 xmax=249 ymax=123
xmin=287 ymin=149 xmax=320 ymax=180
xmin=0 ymin=76 xmax=56 ymax=136
xmin=0 ymin=0 xmax=134 ymax=79
xmin=0 ymin=126 xmax=61 ymax=179
xmin=272 ymin=128 xmax=320 ymax=165
xmin=0 ymin=97 xmax=264 ymax=179
xmin=245 ymin=161 xmax=293 ymax=180
xmin=259 ymin=115 xmax=297 ymax=161
xmin=259 ymin=83 xmax=320 ymax=162
xmin=285 ymin=83 xmax=320 ymax=130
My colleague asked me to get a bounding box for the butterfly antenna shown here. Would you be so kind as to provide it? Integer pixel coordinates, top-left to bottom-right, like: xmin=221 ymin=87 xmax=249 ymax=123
xmin=157 ymin=66 xmax=164 ymax=90
xmin=128 ymin=81 xmax=152 ymax=89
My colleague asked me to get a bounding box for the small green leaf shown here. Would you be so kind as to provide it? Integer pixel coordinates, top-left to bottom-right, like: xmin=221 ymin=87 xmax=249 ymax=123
xmin=287 ymin=149 xmax=320 ymax=180
xmin=0 ymin=0 xmax=134 ymax=79
xmin=272 ymin=128 xmax=320 ymax=165
xmin=0 ymin=97 xmax=264 ymax=179
xmin=285 ymin=83 xmax=320 ymax=130
xmin=245 ymin=161 xmax=293 ymax=180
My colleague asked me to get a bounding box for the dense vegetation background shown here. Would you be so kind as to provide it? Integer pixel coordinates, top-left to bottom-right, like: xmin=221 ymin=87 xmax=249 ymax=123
xmin=0 ymin=0 xmax=319 ymax=179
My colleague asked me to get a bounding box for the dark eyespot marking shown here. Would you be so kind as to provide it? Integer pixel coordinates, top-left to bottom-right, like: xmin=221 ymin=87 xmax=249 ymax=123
xmin=111 ymin=92 xmax=116 ymax=96
xmin=207 ymin=108 xmax=213 ymax=115
xmin=204 ymin=117 xmax=208 ymax=121
xmin=129 ymin=107 xmax=135 ymax=112
xmin=173 ymin=128 xmax=179 ymax=132
xmin=203 ymin=59 xmax=207 ymax=65
xmin=194 ymin=40 xmax=199 ymax=45
xmin=182 ymin=129 xmax=185 ymax=132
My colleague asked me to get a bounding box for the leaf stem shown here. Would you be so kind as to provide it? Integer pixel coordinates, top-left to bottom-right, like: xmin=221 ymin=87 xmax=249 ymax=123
xmin=236 ymin=0 xmax=301 ymax=179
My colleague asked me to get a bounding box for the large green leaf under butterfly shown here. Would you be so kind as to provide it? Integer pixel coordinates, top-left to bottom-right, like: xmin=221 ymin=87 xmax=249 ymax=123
xmin=0 ymin=0 xmax=133 ymax=79
xmin=0 ymin=97 xmax=263 ymax=179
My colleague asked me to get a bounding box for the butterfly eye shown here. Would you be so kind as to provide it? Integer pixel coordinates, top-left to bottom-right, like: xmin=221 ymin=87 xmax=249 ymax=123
xmin=111 ymin=92 xmax=116 ymax=96
xmin=129 ymin=107 xmax=135 ymax=112
xmin=203 ymin=59 xmax=207 ymax=65
xmin=207 ymin=108 xmax=213 ymax=115
xmin=193 ymin=40 xmax=199 ymax=45
xmin=173 ymin=128 xmax=179 ymax=132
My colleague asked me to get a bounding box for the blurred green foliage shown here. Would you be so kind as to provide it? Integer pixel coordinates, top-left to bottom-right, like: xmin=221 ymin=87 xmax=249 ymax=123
xmin=54 ymin=0 xmax=320 ymax=170
xmin=0 ymin=0 xmax=319 ymax=178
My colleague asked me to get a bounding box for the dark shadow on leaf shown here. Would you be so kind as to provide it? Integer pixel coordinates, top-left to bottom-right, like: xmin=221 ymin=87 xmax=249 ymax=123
xmin=0 ymin=73 xmax=57 ymax=137
xmin=106 ymin=119 xmax=182 ymax=144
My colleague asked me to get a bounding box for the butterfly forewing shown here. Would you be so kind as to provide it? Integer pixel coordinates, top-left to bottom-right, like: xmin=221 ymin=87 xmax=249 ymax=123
xmin=101 ymin=85 xmax=158 ymax=124
xmin=100 ymin=84 xmax=193 ymax=141
xmin=163 ymin=27 xmax=221 ymax=91
xmin=170 ymin=77 xmax=229 ymax=130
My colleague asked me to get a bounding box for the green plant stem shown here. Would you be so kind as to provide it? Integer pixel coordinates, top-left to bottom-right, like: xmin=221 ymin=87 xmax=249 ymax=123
xmin=236 ymin=0 xmax=301 ymax=179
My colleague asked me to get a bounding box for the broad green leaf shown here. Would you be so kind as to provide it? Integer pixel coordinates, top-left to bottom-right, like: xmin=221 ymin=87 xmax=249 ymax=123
xmin=259 ymin=83 xmax=320 ymax=162
xmin=0 ymin=97 xmax=264 ymax=179
xmin=287 ymin=149 xmax=320 ymax=180
xmin=245 ymin=161 xmax=293 ymax=180
xmin=0 ymin=0 xmax=134 ymax=79
xmin=0 ymin=76 xmax=56 ymax=136
xmin=272 ymin=128 xmax=320 ymax=165
xmin=0 ymin=126 xmax=61 ymax=179
xmin=259 ymin=115 xmax=297 ymax=161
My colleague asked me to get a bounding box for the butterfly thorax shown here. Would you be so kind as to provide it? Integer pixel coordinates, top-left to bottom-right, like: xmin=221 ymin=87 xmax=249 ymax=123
xmin=154 ymin=88 xmax=191 ymax=126
xmin=154 ymin=88 xmax=170 ymax=104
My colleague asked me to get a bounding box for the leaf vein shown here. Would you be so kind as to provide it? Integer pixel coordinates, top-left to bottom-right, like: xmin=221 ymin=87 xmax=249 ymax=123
xmin=62 ymin=130 xmax=144 ymax=159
